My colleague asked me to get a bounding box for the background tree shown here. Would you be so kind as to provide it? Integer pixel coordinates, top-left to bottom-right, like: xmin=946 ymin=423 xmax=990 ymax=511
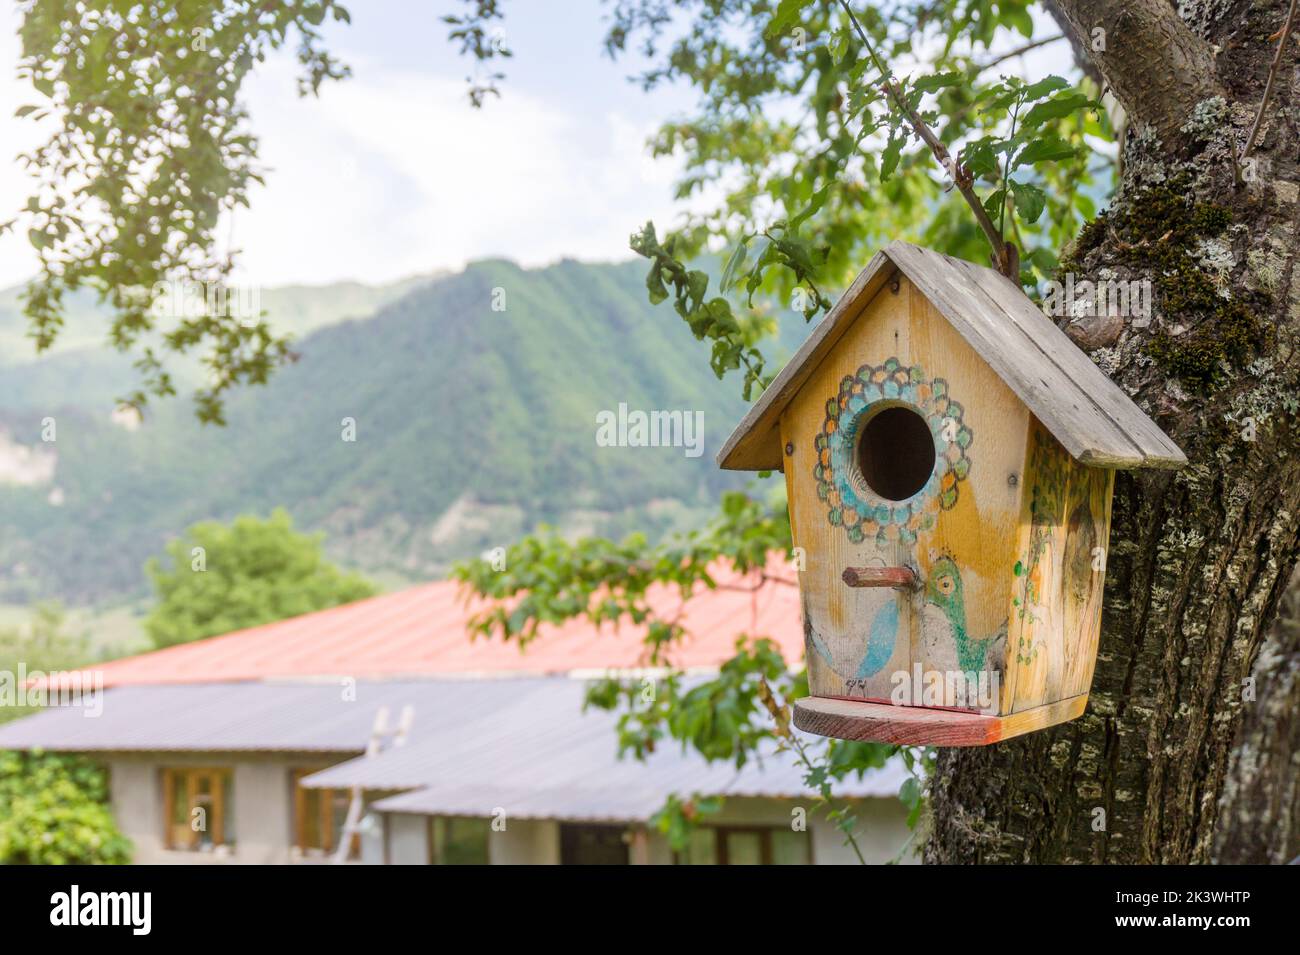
xmin=0 ymin=604 xmax=87 ymax=715
xmin=0 ymin=750 xmax=131 ymax=864
xmin=0 ymin=605 xmax=131 ymax=864
xmin=6 ymin=0 xmax=351 ymax=423
xmin=145 ymin=509 xmax=375 ymax=648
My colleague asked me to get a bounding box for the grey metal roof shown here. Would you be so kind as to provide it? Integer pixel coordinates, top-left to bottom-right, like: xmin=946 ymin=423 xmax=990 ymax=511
xmin=0 ymin=675 xmax=907 ymax=821
xmin=298 ymin=678 xmax=908 ymax=821
xmin=718 ymin=240 xmax=1186 ymax=471
xmin=0 ymin=679 xmax=493 ymax=752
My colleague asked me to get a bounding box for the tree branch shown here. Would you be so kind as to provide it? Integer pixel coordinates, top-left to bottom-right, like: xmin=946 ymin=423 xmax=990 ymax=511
xmin=1040 ymin=0 xmax=1102 ymax=86
xmin=1050 ymin=0 xmax=1224 ymax=143
xmin=1241 ymin=0 xmax=1300 ymax=161
xmin=835 ymin=0 xmax=1016 ymax=276
xmin=978 ymin=34 xmax=1065 ymax=71
xmin=882 ymin=80 xmax=1018 ymax=277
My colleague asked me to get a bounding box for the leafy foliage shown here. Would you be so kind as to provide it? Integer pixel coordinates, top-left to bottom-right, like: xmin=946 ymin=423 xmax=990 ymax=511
xmin=455 ymin=489 xmax=900 ymax=854
xmin=442 ymin=0 xmax=511 ymax=107
xmin=0 ymin=606 xmax=130 ymax=864
xmin=455 ymin=489 xmax=790 ymax=655
xmin=0 ymin=750 xmax=131 ymax=864
xmin=633 ymin=216 xmax=832 ymax=401
xmin=6 ymin=0 xmax=352 ymax=423
xmin=610 ymin=0 xmax=1109 ymax=401
xmin=0 ymin=604 xmax=89 ymax=721
xmin=144 ymin=509 xmax=375 ymax=648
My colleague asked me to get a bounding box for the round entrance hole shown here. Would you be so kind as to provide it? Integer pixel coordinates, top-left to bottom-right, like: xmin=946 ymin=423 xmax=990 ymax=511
xmin=855 ymin=406 xmax=936 ymax=502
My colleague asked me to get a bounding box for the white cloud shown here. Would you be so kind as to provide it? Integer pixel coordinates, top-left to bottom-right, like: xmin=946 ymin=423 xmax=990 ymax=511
xmin=228 ymin=61 xmax=694 ymax=286
xmin=0 ymin=11 xmax=700 ymax=290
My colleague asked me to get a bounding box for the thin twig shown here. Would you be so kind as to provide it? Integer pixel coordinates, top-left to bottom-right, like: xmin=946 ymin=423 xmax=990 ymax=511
xmin=1241 ymin=0 xmax=1299 ymax=162
xmin=784 ymin=731 xmax=869 ymax=864
xmin=835 ymin=0 xmax=1016 ymax=276
xmin=978 ymin=34 xmax=1065 ymax=71
xmin=757 ymin=677 xmax=868 ymax=864
xmin=885 ymin=78 xmax=1014 ymax=273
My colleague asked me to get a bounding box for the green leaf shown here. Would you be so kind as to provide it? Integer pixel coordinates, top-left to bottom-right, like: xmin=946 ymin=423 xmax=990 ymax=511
xmin=961 ymin=138 xmax=1001 ymax=178
xmin=645 ymin=264 xmax=668 ymax=305
xmin=1028 ymin=246 xmax=1060 ymax=273
xmin=764 ymin=0 xmax=816 ymax=38
xmin=911 ymin=71 xmax=962 ymax=94
xmin=1013 ymin=136 xmax=1079 ymax=170
xmin=1006 ymin=7 xmax=1034 ymax=37
xmin=1016 ymin=75 xmax=1070 ymax=102
xmin=1011 ymin=181 xmax=1047 ymax=224
xmin=1022 ymin=92 xmax=1094 ymax=129
xmin=828 ymin=29 xmax=849 ymax=65
xmin=899 ymin=776 xmax=921 ymax=810
xmin=789 ymin=184 xmax=830 ymax=229
xmin=982 ymin=188 xmax=1007 ymax=221
xmin=880 ymin=127 xmax=905 ymax=182
xmin=719 ymin=240 xmax=749 ymax=293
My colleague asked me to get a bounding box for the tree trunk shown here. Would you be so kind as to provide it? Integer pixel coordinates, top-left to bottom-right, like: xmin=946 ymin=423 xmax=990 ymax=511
xmin=1214 ymin=571 xmax=1300 ymax=863
xmin=926 ymin=0 xmax=1300 ymax=864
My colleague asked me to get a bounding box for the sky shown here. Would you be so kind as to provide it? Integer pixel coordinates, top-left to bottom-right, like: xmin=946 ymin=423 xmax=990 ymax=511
xmin=0 ymin=2 xmax=1067 ymax=291
xmin=0 ymin=0 xmax=704 ymax=289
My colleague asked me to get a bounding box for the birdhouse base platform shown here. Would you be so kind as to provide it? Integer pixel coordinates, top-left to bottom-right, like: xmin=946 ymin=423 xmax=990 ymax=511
xmin=792 ymin=694 xmax=1088 ymax=747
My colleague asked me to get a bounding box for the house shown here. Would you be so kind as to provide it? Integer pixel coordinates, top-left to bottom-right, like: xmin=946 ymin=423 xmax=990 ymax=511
xmin=0 ymin=565 xmax=915 ymax=864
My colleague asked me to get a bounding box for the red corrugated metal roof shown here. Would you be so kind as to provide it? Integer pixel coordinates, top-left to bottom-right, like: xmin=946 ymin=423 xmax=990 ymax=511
xmin=66 ymin=562 xmax=802 ymax=688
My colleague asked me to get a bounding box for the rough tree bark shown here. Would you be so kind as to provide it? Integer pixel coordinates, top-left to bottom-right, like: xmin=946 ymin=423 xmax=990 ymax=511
xmin=1215 ymin=571 xmax=1300 ymax=863
xmin=926 ymin=0 xmax=1300 ymax=864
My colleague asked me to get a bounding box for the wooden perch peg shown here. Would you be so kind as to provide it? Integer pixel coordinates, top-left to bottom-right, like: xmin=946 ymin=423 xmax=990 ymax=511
xmin=841 ymin=566 xmax=919 ymax=590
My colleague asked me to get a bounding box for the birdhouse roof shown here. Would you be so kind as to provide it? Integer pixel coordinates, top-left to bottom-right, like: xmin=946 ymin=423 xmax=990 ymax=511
xmin=718 ymin=240 xmax=1186 ymax=472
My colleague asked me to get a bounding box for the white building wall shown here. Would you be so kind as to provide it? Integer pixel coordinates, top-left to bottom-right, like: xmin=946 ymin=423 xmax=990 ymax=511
xmin=104 ymin=752 xmax=343 ymax=865
xmin=487 ymin=818 xmax=560 ymax=864
xmin=102 ymin=753 xmax=913 ymax=865
xmin=641 ymin=797 xmax=915 ymax=865
xmin=385 ymin=813 xmax=428 ymax=865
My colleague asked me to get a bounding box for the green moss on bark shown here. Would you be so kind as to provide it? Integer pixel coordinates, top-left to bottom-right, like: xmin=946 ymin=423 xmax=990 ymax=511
xmin=1062 ymin=176 xmax=1270 ymax=388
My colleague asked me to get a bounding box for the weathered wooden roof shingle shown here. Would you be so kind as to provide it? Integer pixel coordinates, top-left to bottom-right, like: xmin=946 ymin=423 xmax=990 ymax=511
xmin=718 ymin=240 xmax=1186 ymax=472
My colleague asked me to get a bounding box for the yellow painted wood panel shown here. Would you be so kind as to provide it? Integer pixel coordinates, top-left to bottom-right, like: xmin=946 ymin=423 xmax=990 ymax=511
xmin=1061 ymin=465 xmax=1113 ymax=699
xmin=1001 ymin=421 xmax=1113 ymax=712
xmin=780 ymin=276 xmax=1029 ymax=712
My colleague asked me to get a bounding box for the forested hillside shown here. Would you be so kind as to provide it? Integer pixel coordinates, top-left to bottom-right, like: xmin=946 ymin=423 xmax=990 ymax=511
xmin=0 ymin=259 xmax=782 ymax=604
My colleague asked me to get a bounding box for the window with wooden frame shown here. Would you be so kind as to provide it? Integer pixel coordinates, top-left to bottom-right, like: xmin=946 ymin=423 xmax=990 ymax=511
xmin=161 ymin=768 xmax=233 ymax=852
xmin=426 ymin=816 xmax=490 ymax=865
xmin=291 ymin=769 xmax=357 ymax=859
xmin=675 ymin=825 xmax=812 ymax=865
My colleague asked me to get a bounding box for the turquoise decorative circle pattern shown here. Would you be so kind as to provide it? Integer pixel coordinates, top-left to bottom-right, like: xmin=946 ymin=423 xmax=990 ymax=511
xmin=812 ymin=357 xmax=973 ymax=545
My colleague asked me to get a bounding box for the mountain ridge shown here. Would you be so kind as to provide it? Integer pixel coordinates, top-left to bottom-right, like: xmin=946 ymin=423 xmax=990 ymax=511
xmin=0 ymin=256 xmax=787 ymax=605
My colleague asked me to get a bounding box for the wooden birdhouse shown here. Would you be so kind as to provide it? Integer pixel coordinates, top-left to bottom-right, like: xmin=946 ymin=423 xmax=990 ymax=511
xmin=719 ymin=241 xmax=1185 ymax=746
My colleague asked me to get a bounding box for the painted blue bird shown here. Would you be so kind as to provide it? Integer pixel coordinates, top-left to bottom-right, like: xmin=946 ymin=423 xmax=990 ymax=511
xmin=855 ymin=599 xmax=900 ymax=679
xmin=805 ymin=597 xmax=900 ymax=680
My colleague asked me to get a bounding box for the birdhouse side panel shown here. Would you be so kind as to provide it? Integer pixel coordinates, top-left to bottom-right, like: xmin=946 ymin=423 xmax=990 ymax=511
xmin=1002 ymin=420 xmax=1112 ymax=713
xmin=780 ymin=277 xmax=1028 ymax=711
xmin=1061 ymin=464 xmax=1113 ymax=700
